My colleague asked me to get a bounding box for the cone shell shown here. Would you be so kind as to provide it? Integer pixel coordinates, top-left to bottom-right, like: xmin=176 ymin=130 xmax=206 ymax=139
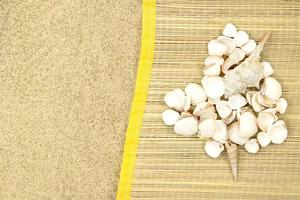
xmin=225 ymin=141 xmax=238 ymax=181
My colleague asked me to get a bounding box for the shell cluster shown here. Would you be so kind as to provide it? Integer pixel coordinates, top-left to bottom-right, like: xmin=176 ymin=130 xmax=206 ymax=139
xmin=162 ymin=23 xmax=288 ymax=181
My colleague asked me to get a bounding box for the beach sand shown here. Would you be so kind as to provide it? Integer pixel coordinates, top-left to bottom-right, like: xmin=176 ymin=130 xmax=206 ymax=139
xmin=0 ymin=1 xmax=141 ymax=199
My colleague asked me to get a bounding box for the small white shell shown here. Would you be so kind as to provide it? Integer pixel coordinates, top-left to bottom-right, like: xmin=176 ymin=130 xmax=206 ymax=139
xmin=223 ymin=110 xmax=236 ymax=125
xmin=217 ymin=36 xmax=236 ymax=55
xmin=245 ymin=139 xmax=260 ymax=154
xmin=261 ymin=61 xmax=274 ymax=77
xmin=204 ymin=56 xmax=224 ymax=66
xmin=257 ymin=111 xmax=277 ymax=132
xmin=267 ymin=120 xmax=288 ymax=144
xmin=184 ymin=83 xmax=207 ymax=106
xmin=234 ymin=31 xmax=249 ymax=47
xmin=164 ymin=90 xmax=184 ymax=109
xmin=222 ymin=48 xmax=246 ymax=73
xmin=207 ymin=97 xmax=221 ymax=105
xmin=246 ymin=91 xmax=256 ymax=106
xmin=216 ymin=100 xmax=232 ymax=119
xmin=193 ymin=102 xmax=215 ymax=117
xmin=223 ymin=23 xmax=237 ymax=38
xmin=205 ymin=140 xmax=225 ymax=158
xmin=162 ymin=109 xmax=180 ymax=125
xmin=201 ymin=76 xmax=225 ymax=99
xmin=239 ymin=112 xmax=258 ymax=138
xmin=183 ymin=96 xmax=191 ymax=112
xmin=208 ymin=39 xmax=228 ymax=56
xmin=275 ymin=98 xmax=288 ymax=114
xmin=228 ymin=94 xmax=247 ymax=109
xmin=174 ymin=117 xmax=198 ymax=136
xmin=212 ymin=120 xmax=228 ymax=144
xmin=203 ymin=64 xmax=221 ymax=76
xmin=261 ymin=77 xmax=282 ymax=101
xmin=251 ymin=92 xmax=265 ymax=112
xmin=228 ymin=122 xmax=249 ymax=145
xmin=257 ymin=131 xmax=271 ymax=147
xmin=241 ymin=39 xmax=257 ymax=55
xmin=198 ymin=118 xmax=217 ymax=138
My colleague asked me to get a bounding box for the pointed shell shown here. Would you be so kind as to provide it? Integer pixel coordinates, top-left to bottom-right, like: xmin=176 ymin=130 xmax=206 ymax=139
xmin=234 ymin=31 xmax=249 ymax=47
xmin=208 ymin=39 xmax=228 ymax=56
xmin=216 ymin=100 xmax=232 ymax=119
xmin=261 ymin=77 xmax=282 ymax=101
xmin=268 ymin=120 xmax=288 ymax=144
xmin=203 ymin=64 xmax=221 ymax=76
xmin=174 ymin=117 xmax=198 ymax=136
xmin=257 ymin=132 xmax=271 ymax=147
xmin=217 ymin=36 xmax=237 ymax=55
xmin=261 ymin=61 xmax=274 ymax=77
xmin=162 ymin=109 xmax=180 ymax=125
xmin=204 ymin=56 xmax=224 ymax=66
xmin=228 ymin=94 xmax=247 ymax=109
xmin=225 ymin=141 xmax=238 ymax=181
xmin=245 ymin=139 xmax=260 ymax=154
xmin=212 ymin=120 xmax=228 ymax=143
xmin=241 ymin=39 xmax=257 ymax=55
xmin=275 ymin=98 xmax=288 ymax=114
xmin=223 ymin=23 xmax=237 ymax=38
xmin=185 ymin=83 xmax=207 ymax=105
xmin=198 ymin=118 xmax=217 ymax=138
xmin=205 ymin=140 xmax=224 ymax=158
xmin=257 ymin=111 xmax=277 ymax=132
xmin=239 ymin=112 xmax=258 ymax=138
xmin=228 ymin=122 xmax=249 ymax=145
xmin=201 ymin=76 xmax=225 ymax=99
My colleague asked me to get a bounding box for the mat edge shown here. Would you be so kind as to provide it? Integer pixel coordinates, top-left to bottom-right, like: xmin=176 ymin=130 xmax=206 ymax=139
xmin=116 ymin=0 xmax=156 ymax=199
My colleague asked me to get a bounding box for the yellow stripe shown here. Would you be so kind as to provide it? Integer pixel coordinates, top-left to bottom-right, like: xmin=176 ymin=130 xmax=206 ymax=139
xmin=116 ymin=0 xmax=156 ymax=199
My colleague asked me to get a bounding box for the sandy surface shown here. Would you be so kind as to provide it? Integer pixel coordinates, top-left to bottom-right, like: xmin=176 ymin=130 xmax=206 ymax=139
xmin=0 ymin=1 xmax=141 ymax=199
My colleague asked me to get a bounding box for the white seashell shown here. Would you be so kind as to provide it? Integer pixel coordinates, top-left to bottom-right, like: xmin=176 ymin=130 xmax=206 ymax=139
xmin=257 ymin=93 xmax=277 ymax=108
xmin=275 ymin=98 xmax=288 ymax=114
xmin=201 ymin=76 xmax=225 ymax=99
xmin=228 ymin=94 xmax=247 ymax=109
xmin=262 ymin=108 xmax=278 ymax=117
xmin=257 ymin=111 xmax=277 ymax=132
xmin=267 ymin=120 xmax=288 ymax=144
xmin=181 ymin=111 xmax=193 ymax=118
xmin=239 ymin=112 xmax=258 ymax=138
xmin=222 ymin=48 xmax=246 ymax=73
xmin=223 ymin=111 xmax=236 ymax=125
xmin=212 ymin=120 xmax=228 ymax=144
xmin=246 ymin=91 xmax=256 ymax=105
xmin=261 ymin=61 xmax=274 ymax=77
xmin=245 ymin=139 xmax=260 ymax=154
xmin=234 ymin=31 xmax=249 ymax=47
xmin=241 ymin=39 xmax=257 ymax=55
xmin=216 ymin=100 xmax=232 ymax=119
xmin=260 ymin=77 xmax=282 ymax=101
xmin=162 ymin=109 xmax=180 ymax=125
xmin=198 ymin=118 xmax=217 ymax=138
xmin=164 ymin=90 xmax=184 ymax=109
xmin=207 ymin=97 xmax=221 ymax=105
xmin=183 ymin=96 xmax=191 ymax=112
xmin=203 ymin=64 xmax=221 ymax=76
xmin=205 ymin=140 xmax=225 ymax=158
xmin=257 ymin=131 xmax=271 ymax=147
xmin=223 ymin=23 xmax=237 ymax=38
xmin=228 ymin=122 xmax=249 ymax=145
xmin=184 ymin=83 xmax=207 ymax=106
xmin=204 ymin=56 xmax=224 ymax=66
xmin=193 ymin=102 xmax=215 ymax=117
xmin=174 ymin=117 xmax=198 ymax=136
xmin=208 ymin=39 xmax=228 ymax=56
xmin=200 ymin=112 xmax=218 ymax=121
xmin=173 ymin=88 xmax=185 ymax=103
xmin=217 ymin=36 xmax=237 ymax=55
xmin=251 ymin=92 xmax=265 ymax=112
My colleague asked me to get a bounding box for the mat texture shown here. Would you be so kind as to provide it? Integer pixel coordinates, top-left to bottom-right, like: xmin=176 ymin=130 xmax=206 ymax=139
xmin=118 ymin=0 xmax=300 ymax=199
xmin=0 ymin=1 xmax=141 ymax=199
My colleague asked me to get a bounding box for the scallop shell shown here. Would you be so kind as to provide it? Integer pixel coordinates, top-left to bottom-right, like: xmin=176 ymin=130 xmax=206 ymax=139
xmin=257 ymin=131 xmax=271 ymax=147
xmin=198 ymin=118 xmax=217 ymax=138
xmin=275 ymin=98 xmax=288 ymax=114
xmin=245 ymin=139 xmax=260 ymax=154
xmin=238 ymin=112 xmax=258 ymax=138
xmin=228 ymin=122 xmax=249 ymax=145
xmin=205 ymin=140 xmax=225 ymax=158
xmin=212 ymin=120 xmax=228 ymax=143
xmin=223 ymin=23 xmax=237 ymax=38
xmin=267 ymin=120 xmax=288 ymax=144
xmin=260 ymin=77 xmax=282 ymax=101
xmin=228 ymin=94 xmax=247 ymax=109
xmin=201 ymin=76 xmax=225 ymax=99
xmin=174 ymin=117 xmax=198 ymax=136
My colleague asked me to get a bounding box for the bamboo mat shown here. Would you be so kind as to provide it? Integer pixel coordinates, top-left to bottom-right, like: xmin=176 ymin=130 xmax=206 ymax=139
xmin=118 ymin=0 xmax=300 ymax=199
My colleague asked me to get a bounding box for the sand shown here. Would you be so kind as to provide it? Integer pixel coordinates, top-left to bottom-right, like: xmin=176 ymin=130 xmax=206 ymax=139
xmin=0 ymin=1 xmax=141 ymax=199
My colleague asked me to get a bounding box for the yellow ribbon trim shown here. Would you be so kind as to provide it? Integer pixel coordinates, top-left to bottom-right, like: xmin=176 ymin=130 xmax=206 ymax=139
xmin=116 ymin=0 xmax=156 ymax=199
